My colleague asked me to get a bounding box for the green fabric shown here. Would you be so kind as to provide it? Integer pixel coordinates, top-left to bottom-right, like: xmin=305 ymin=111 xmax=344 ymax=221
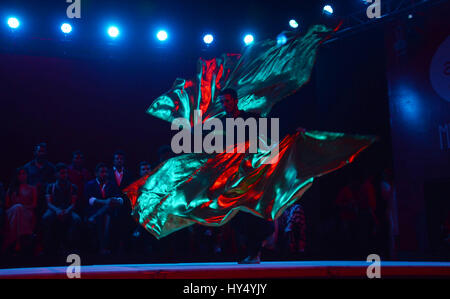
xmin=147 ymin=25 xmax=332 ymax=126
xmin=124 ymin=25 xmax=377 ymax=239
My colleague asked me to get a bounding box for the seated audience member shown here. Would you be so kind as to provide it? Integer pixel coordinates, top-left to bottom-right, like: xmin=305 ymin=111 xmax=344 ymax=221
xmin=2 ymin=168 xmax=37 ymax=253
xmin=84 ymin=163 xmax=124 ymax=254
xmin=42 ymin=163 xmax=81 ymax=254
xmin=139 ymin=161 xmax=152 ymax=177
xmin=23 ymin=142 xmax=55 ymax=215
xmin=68 ymin=150 xmax=92 ymax=215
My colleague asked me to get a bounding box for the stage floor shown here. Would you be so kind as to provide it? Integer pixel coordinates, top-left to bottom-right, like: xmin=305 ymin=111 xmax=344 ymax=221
xmin=0 ymin=261 xmax=449 ymax=279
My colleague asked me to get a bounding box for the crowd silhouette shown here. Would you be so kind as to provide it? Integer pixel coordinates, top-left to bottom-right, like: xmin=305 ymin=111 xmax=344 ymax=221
xmin=0 ymin=142 xmax=401 ymax=266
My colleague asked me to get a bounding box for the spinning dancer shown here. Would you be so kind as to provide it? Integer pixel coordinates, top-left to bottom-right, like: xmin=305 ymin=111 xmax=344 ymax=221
xmin=124 ymin=25 xmax=376 ymax=262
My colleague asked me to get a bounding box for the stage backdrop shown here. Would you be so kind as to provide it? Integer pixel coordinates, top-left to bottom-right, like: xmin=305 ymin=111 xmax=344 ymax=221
xmin=384 ymin=2 xmax=450 ymax=255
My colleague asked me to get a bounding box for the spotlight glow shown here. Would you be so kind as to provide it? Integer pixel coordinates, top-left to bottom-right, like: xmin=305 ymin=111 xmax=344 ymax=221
xmin=203 ymin=34 xmax=214 ymax=45
xmin=61 ymin=23 xmax=72 ymax=34
xmin=244 ymin=34 xmax=254 ymax=45
xmin=323 ymin=5 xmax=334 ymax=15
xmin=107 ymin=26 xmax=120 ymax=38
xmin=289 ymin=19 xmax=299 ymax=29
xmin=7 ymin=17 xmax=20 ymax=29
xmin=277 ymin=33 xmax=287 ymax=45
xmin=156 ymin=30 xmax=168 ymax=41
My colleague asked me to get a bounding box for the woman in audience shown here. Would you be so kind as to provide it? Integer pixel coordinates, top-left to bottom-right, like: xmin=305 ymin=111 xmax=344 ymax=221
xmin=2 ymin=168 xmax=37 ymax=253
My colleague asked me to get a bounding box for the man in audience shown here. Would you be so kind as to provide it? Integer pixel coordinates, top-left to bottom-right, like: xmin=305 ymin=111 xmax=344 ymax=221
xmin=23 ymin=142 xmax=56 ymax=215
xmin=108 ymin=150 xmax=133 ymax=194
xmin=23 ymin=142 xmax=55 ymax=188
xmin=84 ymin=163 xmax=124 ymax=255
xmin=42 ymin=163 xmax=81 ymax=255
xmin=68 ymin=150 xmax=92 ymax=215
xmin=139 ymin=161 xmax=152 ymax=177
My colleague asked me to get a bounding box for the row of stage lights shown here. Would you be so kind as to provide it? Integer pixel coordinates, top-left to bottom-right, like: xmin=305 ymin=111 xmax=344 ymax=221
xmin=5 ymin=5 xmax=335 ymax=46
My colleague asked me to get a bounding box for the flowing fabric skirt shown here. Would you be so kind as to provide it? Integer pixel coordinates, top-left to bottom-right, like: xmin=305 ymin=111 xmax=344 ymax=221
xmin=124 ymin=131 xmax=376 ymax=239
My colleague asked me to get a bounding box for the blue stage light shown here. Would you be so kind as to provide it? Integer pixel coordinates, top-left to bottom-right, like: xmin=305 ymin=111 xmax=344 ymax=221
xmin=156 ymin=30 xmax=168 ymax=41
xmin=289 ymin=19 xmax=299 ymax=29
xmin=61 ymin=23 xmax=72 ymax=34
xmin=323 ymin=5 xmax=334 ymax=15
xmin=203 ymin=34 xmax=214 ymax=45
xmin=244 ymin=34 xmax=254 ymax=45
xmin=107 ymin=26 xmax=120 ymax=38
xmin=7 ymin=17 xmax=20 ymax=29
xmin=277 ymin=33 xmax=287 ymax=45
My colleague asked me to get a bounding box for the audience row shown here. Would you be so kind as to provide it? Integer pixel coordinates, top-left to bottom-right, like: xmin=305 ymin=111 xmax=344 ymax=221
xmin=0 ymin=143 xmax=159 ymax=256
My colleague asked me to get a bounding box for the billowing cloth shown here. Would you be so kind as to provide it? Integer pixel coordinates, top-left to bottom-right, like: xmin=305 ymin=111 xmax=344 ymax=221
xmin=125 ymin=131 xmax=375 ymax=239
xmin=147 ymin=25 xmax=333 ymax=126
xmin=124 ymin=25 xmax=376 ymax=239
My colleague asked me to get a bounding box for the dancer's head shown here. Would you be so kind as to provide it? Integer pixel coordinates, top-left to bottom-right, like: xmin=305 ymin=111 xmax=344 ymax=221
xmin=218 ymin=88 xmax=238 ymax=116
